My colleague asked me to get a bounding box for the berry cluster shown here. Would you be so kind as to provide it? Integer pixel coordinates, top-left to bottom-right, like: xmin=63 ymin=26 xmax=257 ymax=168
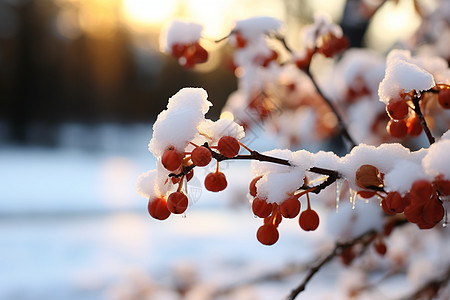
xmin=147 ymin=136 xmax=242 ymax=220
xmin=385 ymin=91 xmax=423 ymax=139
xmin=250 ymin=176 xmax=319 ymax=246
xmin=316 ymin=33 xmax=349 ymax=58
xmin=355 ymin=164 xmax=447 ymax=230
xmin=170 ymin=42 xmax=208 ymax=68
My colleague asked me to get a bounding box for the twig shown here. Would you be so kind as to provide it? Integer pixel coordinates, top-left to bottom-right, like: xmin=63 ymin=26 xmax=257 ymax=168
xmin=285 ymin=229 xmax=377 ymax=300
xmin=305 ymin=69 xmax=357 ymax=149
xmin=412 ymin=91 xmax=435 ymax=145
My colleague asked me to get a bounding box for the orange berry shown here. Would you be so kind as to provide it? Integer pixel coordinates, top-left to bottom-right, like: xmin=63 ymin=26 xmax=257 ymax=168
xmin=386 ymin=119 xmax=408 ymax=138
xmin=280 ymin=196 xmax=301 ymax=218
xmin=434 ymin=175 xmax=450 ymax=196
xmin=148 ymin=196 xmax=171 ymax=220
xmin=256 ymin=224 xmax=279 ymax=245
xmin=167 ymin=192 xmax=189 ymax=214
xmin=386 ymin=99 xmax=409 ymax=120
xmin=438 ymin=88 xmax=450 ymax=109
xmin=161 ymin=147 xmax=183 ymax=171
xmin=204 ymin=171 xmax=227 ymax=192
xmin=355 ymin=164 xmax=383 ymax=189
xmin=384 ymin=191 xmax=407 ymax=214
xmin=191 ymin=146 xmax=212 ymax=167
xmin=299 ymin=209 xmax=320 ymax=231
xmin=407 ymin=114 xmax=422 ymax=136
xmin=249 ymin=175 xmax=263 ymax=197
xmin=217 ymin=136 xmax=240 ymax=158
xmin=252 ymin=197 xmax=274 ymax=218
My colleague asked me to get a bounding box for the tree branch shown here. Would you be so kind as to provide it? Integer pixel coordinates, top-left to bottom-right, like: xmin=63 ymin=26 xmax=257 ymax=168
xmin=412 ymin=91 xmax=435 ymax=145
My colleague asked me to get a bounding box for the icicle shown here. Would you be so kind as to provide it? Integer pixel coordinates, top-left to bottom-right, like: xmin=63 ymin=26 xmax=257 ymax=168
xmin=443 ymin=201 xmax=449 ymax=228
xmin=349 ymin=189 xmax=357 ymax=210
xmin=335 ymin=178 xmax=344 ymax=213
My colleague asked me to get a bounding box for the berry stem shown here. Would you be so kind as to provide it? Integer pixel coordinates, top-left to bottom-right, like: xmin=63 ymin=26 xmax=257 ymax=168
xmin=238 ymin=141 xmax=253 ymax=153
xmin=412 ymin=91 xmax=435 ymax=145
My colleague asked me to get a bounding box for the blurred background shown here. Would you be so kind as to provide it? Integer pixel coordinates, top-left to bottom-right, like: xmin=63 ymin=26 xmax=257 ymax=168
xmin=0 ymin=0 xmax=436 ymax=299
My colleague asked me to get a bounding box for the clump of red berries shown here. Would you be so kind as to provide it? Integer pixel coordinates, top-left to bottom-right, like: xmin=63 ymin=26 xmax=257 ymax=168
xmin=170 ymin=41 xmax=208 ymax=68
xmin=317 ymin=34 xmax=349 ymax=58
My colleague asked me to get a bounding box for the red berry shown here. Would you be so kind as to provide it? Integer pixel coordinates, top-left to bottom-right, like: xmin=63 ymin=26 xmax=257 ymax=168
xmin=191 ymin=146 xmax=212 ymax=167
xmin=404 ymin=202 xmax=424 ymax=224
xmin=148 ymin=196 xmax=171 ymax=220
xmin=341 ymin=246 xmax=355 ymax=265
xmin=438 ymin=88 xmax=450 ymax=109
xmin=167 ymin=192 xmax=189 ymax=214
xmin=252 ymin=197 xmax=273 ymax=218
xmin=410 ymin=180 xmax=433 ymax=205
xmin=357 ymin=190 xmax=377 ymax=199
xmin=299 ymin=209 xmax=320 ymax=231
xmin=407 ymin=114 xmax=422 ymax=136
xmin=217 ymin=136 xmax=240 ymax=158
xmin=381 ymin=198 xmax=396 ymax=216
xmin=204 ymin=172 xmax=227 ymax=192
xmin=434 ymin=175 xmax=450 ymax=196
xmin=249 ymin=175 xmax=263 ymax=197
xmin=386 ymin=99 xmax=409 ymax=120
xmin=280 ymin=196 xmax=301 ymax=218
xmin=355 ymin=164 xmax=383 ymax=189
xmin=161 ymin=147 xmax=183 ymax=171
xmin=234 ymin=32 xmax=247 ymax=48
xmin=422 ymin=197 xmax=444 ymax=225
xmin=318 ymin=35 xmax=349 ymax=58
xmin=192 ymin=42 xmax=208 ymax=64
xmin=384 ymin=191 xmax=407 ymax=214
xmin=256 ymin=224 xmax=279 ymax=245
xmin=374 ymin=239 xmax=387 ymax=256
xmin=171 ymin=43 xmax=187 ymax=58
xmin=386 ymin=119 xmax=408 ymax=138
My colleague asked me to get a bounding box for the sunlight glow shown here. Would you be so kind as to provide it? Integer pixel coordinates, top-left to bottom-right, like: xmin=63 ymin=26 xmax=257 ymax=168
xmin=220 ymin=111 xmax=234 ymax=120
xmin=121 ymin=0 xmax=178 ymax=31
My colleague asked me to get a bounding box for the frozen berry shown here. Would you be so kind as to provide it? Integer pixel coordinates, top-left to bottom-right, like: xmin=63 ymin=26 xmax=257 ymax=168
xmin=252 ymin=197 xmax=273 ymax=218
xmin=299 ymin=209 xmax=320 ymax=231
xmin=407 ymin=114 xmax=422 ymax=137
xmin=386 ymin=119 xmax=408 ymax=138
xmin=204 ymin=172 xmax=227 ymax=192
xmin=438 ymin=88 xmax=450 ymax=109
xmin=217 ymin=136 xmax=240 ymax=158
xmin=280 ymin=196 xmax=301 ymax=218
xmin=161 ymin=147 xmax=183 ymax=171
xmin=167 ymin=192 xmax=189 ymax=214
xmin=249 ymin=175 xmax=263 ymax=197
xmin=191 ymin=146 xmax=212 ymax=166
xmin=148 ymin=196 xmax=171 ymax=220
xmin=386 ymin=99 xmax=409 ymax=120
xmin=256 ymin=224 xmax=279 ymax=245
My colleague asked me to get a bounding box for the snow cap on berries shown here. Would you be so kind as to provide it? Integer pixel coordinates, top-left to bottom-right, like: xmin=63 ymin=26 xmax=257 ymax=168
xmin=422 ymin=139 xmax=450 ymax=180
xmin=148 ymin=88 xmax=212 ymax=157
xmin=302 ymin=12 xmax=342 ymax=49
xmin=233 ymin=16 xmax=283 ymax=40
xmin=160 ymin=20 xmax=203 ymax=53
xmin=136 ymin=162 xmax=174 ymax=199
xmin=197 ymin=118 xmax=245 ymax=143
xmin=378 ymin=49 xmax=435 ymax=104
xmin=384 ymin=160 xmax=429 ymax=194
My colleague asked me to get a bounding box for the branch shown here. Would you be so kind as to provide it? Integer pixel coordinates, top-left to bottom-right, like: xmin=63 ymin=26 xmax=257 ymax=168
xmin=285 ymin=229 xmax=377 ymax=300
xmin=305 ymin=69 xmax=357 ymax=149
xmin=412 ymin=91 xmax=435 ymax=145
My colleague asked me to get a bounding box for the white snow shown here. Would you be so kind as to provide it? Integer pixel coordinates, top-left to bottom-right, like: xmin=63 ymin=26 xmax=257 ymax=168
xmin=384 ymin=160 xmax=430 ymax=194
xmin=197 ymin=118 xmax=245 ymax=144
xmin=159 ymin=20 xmax=203 ymax=53
xmin=233 ymin=16 xmax=283 ymax=41
xmin=422 ymin=139 xmax=450 ymax=180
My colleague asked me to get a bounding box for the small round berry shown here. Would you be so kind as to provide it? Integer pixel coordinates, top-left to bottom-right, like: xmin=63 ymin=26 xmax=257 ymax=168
xmin=407 ymin=114 xmax=422 ymax=137
xmin=381 ymin=198 xmax=396 ymax=216
xmin=384 ymin=191 xmax=407 ymax=214
xmin=357 ymin=190 xmax=377 ymax=199
xmin=167 ymin=192 xmax=189 ymax=214
xmin=217 ymin=136 xmax=240 ymax=158
xmin=234 ymin=31 xmax=247 ymax=48
xmin=422 ymin=197 xmax=444 ymax=225
xmin=404 ymin=202 xmax=424 ymax=224
xmin=191 ymin=146 xmax=212 ymax=167
xmin=171 ymin=43 xmax=187 ymax=58
xmin=252 ymin=197 xmax=273 ymax=218
xmin=355 ymin=164 xmax=383 ymax=189
xmin=434 ymin=175 xmax=450 ymax=196
xmin=341 ymin=246 xmax=355 ymax=266
xmin=249 ymin=175 xmax=263 ymax=197
xmin=374 ymin=239 xmax=387 ymax=256
xmin=204 ymin=172 xmax=227 ymax=192
xmin=386 ymin=119 xmax=408 ymax=138
xmin=148 ymin=196 xmax=171 ymax=220
xmin=256 ymin=224 xmax=279 ymax=246
xmin=279 ymin=196 xmax=301 ymax=218
xmin=161 ymin=147 xmax=183 ymax=171
xmin=438 ymin=88 xmax=450 ymax=109
xmin=410 ymin=180 xmax=433 ymax=205
xmin=386 ymin=99 xmax=409 ymax=120
xmin=299 ymin=209 xmax=320 ymax=231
